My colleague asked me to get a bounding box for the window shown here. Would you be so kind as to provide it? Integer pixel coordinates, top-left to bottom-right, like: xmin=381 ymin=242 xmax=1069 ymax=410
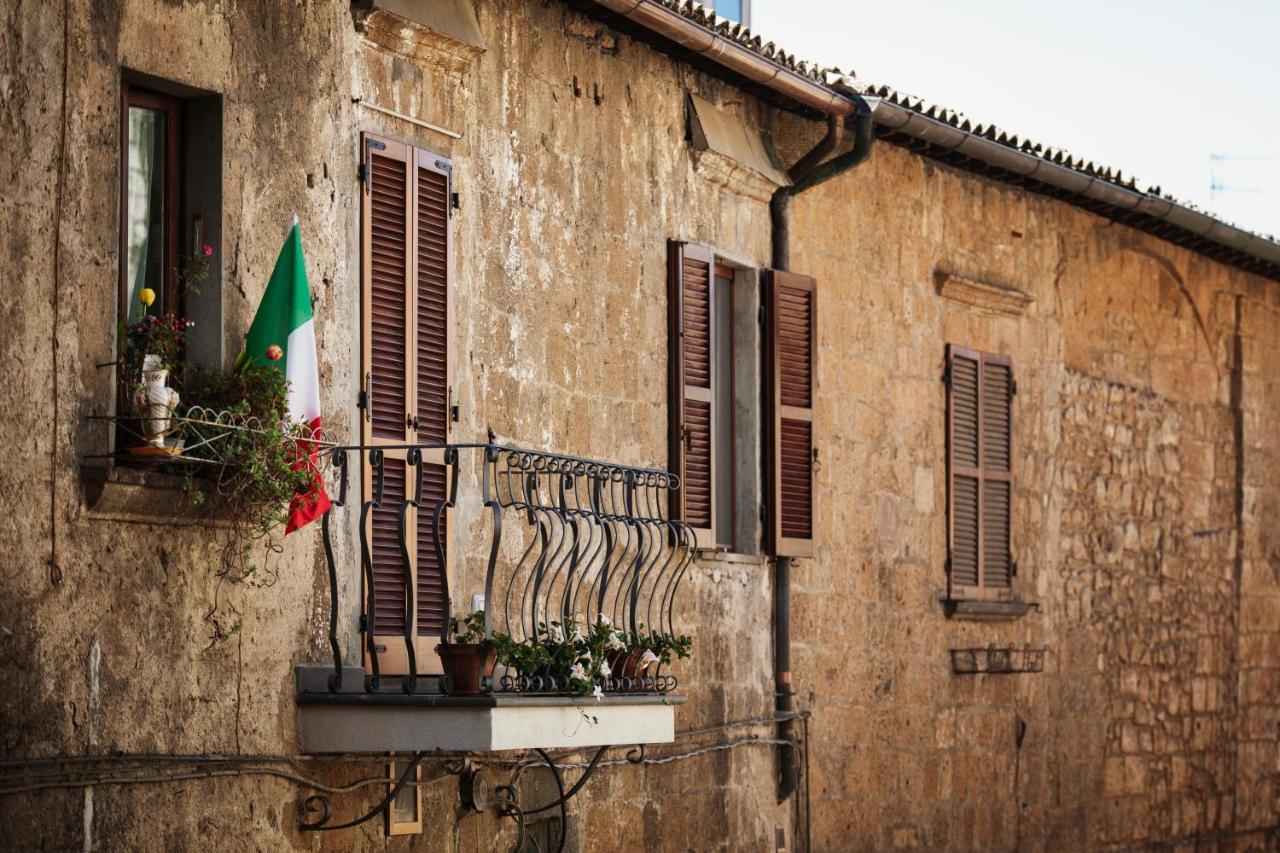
xmin=121 ymin=84 xmax=181 ymax=324
xmin=668 ymin=243 xmax=815 ymax=556
xmin=118 ymin=75 xmax=223 ymax=367
xmin=945 ymin=345 xmax=1014 ymax=600
xmin=360 ymin=132 xmax=454 ymax=676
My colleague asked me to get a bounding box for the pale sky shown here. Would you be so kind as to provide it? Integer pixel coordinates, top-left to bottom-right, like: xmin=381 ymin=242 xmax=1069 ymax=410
xmin=753 ymin=0 xmax=1280 ymax=236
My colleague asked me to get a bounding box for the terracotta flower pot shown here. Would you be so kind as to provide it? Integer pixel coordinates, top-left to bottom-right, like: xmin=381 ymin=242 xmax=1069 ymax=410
xmin=606 ymin=645 xmax=652 ymax=680
xmin=436 ymin=642 xmax=497 ymax=696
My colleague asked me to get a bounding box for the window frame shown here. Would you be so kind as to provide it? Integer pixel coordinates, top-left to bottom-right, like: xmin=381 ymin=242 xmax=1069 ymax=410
xmin=119 ymin=82 xmax=183 ymax=325
xmin=711 ymin=262 xmax=738 ymax=551
xmin=945 ymin=344 xmax=1015 ymax=602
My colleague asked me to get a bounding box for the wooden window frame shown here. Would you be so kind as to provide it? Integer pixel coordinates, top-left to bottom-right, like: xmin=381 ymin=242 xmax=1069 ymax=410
xmin=945 ymin=345 xmax=1014 ymax=602
xmin=711 ymin=262 xmax=738 ymax=551
xmin=119 ymin=82 xmax=182 ymax=324
xmin=360 ymin=132 xmax=454 ymax=677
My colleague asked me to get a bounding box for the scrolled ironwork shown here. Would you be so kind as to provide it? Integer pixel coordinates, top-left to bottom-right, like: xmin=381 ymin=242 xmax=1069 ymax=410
xmin=314 ymin=441 xmax=693 ymax=698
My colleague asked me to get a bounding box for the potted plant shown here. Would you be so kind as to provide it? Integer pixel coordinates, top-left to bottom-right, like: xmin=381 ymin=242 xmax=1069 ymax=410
xmin=119 ymin=303 xmax=194 ymax=455
xmin=437 ymin=610 xmax=497 ymax=696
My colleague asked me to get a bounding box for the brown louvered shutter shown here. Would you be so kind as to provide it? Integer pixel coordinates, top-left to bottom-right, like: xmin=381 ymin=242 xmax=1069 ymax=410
xmin=412 ymin=149 xmax=452 ymax=642
xmin=360 ymin=133 xmax=452 ymax=676
xmin=668 ymin=240 xmax=716 ymax=547
xmin=946 ymin=345 xmax=1014 ymax=600
xmin=764 ymin=270 xmax=816 ymax=558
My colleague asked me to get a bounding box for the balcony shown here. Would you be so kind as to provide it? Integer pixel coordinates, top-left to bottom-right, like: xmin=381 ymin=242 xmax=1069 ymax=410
xmin=297 ymin=442 xmax=695 ymax=754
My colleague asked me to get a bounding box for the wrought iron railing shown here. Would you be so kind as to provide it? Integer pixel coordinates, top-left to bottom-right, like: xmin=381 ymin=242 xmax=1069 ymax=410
xmin=317 ymin=442 xmax=696 ymax=698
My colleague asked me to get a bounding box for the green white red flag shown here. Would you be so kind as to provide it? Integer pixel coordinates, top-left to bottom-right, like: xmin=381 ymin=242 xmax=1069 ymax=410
xmin=244 ymin=216 xmax=330 ymax=533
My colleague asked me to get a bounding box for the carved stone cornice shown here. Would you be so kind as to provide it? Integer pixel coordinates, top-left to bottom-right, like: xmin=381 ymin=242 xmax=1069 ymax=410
xmin=935 ymin=271 xmax=1034 ymax=317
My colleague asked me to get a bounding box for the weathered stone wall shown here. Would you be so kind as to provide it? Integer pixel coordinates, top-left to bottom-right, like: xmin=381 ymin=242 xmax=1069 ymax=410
xmin=2 ymin=0 xmax=1277 ymax=851
xmin=0 ymin=1 xmax=787 ymax=850
xmin=786 ymin=134 xmax=1280 ymax=850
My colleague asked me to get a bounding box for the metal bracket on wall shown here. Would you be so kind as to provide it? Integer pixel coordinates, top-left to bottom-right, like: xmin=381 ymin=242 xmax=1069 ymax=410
xmin=298 ymin=752 xmax=427 ymax=832
xmin=950 ymin=645 xmax=1047 ymax=675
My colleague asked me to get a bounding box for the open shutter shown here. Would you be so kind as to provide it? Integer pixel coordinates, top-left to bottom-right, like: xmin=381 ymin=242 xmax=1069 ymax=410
xmin=360 ymin=133 xmax=453 ymax=676
xmin=412 ymin=149 xmax=452 ymax=644
xmin=764 ymin=270 xmax=816 ymax=557
xmin=946 ymin=346 xmax=1013 ymax=600
xmin=668 ymin=240 xmax=716 ymax=547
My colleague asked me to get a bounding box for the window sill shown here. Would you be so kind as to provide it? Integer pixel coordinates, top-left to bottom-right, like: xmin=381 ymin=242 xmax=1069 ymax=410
xmin=941 ymin=599 xmax=1037 ymax=621
xmin=296 ymin=665 xmax=682 ymax=754
xmin=697 ymin=549 xmax=766 ymax=565
xmin=80 ymin=464 xmax=230 ymax=527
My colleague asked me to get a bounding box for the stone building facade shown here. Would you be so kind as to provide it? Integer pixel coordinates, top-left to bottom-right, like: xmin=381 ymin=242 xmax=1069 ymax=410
xmin=0 ymin=1 xmax=1276 ymax=851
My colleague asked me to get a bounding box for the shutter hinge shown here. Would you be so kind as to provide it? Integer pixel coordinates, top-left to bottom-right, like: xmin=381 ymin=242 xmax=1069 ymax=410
xmin=1010 ymin=377 xmax=1018 ymax=398
xmin=945 ymin=551 xmax=953 ymax=574
xmin=757 ymin=304 xmax=764 ymax=325
xmin=358 ymin=138 xmax=387 ymax=192
xmin=449 ymin=385 xmax=459 ymax=424
xmin=941 ymin=363 xmax=952 ymax=389
xmin=1011 ymin=560 xmax=1019 ymax=578
xmin=450 ymin=191 xmax=460 ymax=211
xmin=357 ymin=371 xmax=371 ymax=421
xmin=358 ymin=614 xmax=368 ymax=633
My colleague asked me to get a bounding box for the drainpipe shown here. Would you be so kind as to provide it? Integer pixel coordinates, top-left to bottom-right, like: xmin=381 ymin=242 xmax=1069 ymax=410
xmin=770 ymin=94 xmax=876 ymax=805
xmin=771 ymin=95 xmax=877 ymax=270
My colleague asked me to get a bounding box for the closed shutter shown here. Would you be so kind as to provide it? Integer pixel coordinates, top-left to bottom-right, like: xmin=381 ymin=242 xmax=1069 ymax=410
xmin=764 ymin=270 xmax=816 ymax=557
xmin=360 ymin=133 xmax=452 ymax=676
xmin=412 ymin=148 xmax=452 ymax=641
xmin=668 ymin=240 xmax=716 ymax=547
xmin=946 ymin=345 xmax=1013 ymax=600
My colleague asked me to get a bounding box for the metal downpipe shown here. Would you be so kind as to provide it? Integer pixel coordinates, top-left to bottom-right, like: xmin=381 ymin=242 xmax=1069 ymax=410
xmin=771 ymin=97 xmax=876 ymax=270
xmin=770 ymin=95 xmax=876 ymax=805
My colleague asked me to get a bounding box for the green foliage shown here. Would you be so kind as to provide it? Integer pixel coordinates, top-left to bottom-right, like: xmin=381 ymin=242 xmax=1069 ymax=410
xmin=447 ymin=610 xmax=488 ymax=644
xmin=181 ymin=357 xmax=314 ymax=586
xmin=490 ymin=616 xmax=683 ymax=697
xmin=118 ymin=313 xmax=194 ymax=393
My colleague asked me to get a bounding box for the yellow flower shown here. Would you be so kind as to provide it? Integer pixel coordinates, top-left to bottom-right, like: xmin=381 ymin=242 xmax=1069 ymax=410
xmin=138 ymin=288 xmax=156 ymax=308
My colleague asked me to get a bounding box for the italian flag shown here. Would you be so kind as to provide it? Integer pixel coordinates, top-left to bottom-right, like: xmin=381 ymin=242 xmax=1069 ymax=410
xmin=245 ymin=216 xmax=331 ymax=534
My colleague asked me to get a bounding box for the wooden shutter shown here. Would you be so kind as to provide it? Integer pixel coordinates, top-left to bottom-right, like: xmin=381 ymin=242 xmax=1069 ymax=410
xmin=412 ymin=148 xmax=452 ymax=642
xmin=946 ymin=345 xmax=1013 ymax=600
xmin=360 ymin=133 xmax=452 ymax=676
xmin=764 ymin=270 xmax=816 ymax=557
xmin=668 ymin=240 xmax=716 ymax=547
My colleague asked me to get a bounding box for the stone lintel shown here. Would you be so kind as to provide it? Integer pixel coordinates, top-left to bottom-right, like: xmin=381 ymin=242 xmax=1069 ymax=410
xmin=936 ymin=271 xmax=1034 ymax=317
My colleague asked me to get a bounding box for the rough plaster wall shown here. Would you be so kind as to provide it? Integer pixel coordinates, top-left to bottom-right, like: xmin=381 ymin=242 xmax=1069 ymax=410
xmin=1 ymin=1 xmax=788 ymax=850
xmin=786 ymin=135 xmax=1280 ymax=851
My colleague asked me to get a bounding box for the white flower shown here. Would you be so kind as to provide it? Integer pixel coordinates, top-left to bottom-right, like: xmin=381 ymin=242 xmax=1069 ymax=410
xmin=549 ymin=623 xmax=565 ymax=644
xmin=606 ymin=631 xmax=627 ymax=651
xmin=592 ymin=684 xmax=604 ymax=701
xmin=639 ymin=649 xmax=660 ymax=670
xmin=569 ymin=662 xmax=586 ymax=680
xmin=596 ymin=613 xmax=612 ymax=627
xmin=571 ymin=625 xmax=585 ymax=642
xmin=599 ymin=659 xmax=612 ymax=677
